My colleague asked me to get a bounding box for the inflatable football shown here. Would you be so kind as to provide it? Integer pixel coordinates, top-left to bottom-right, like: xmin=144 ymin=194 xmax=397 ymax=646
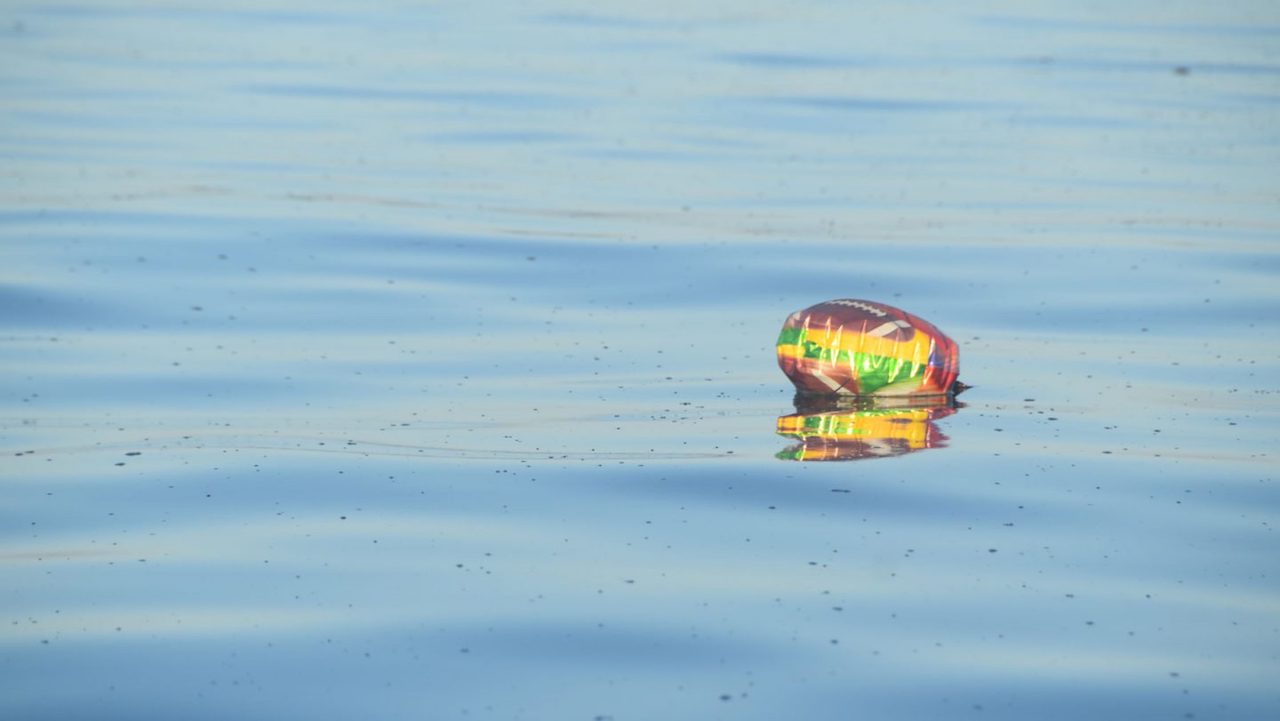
xmin=776 ymin=299 xmax=960 ymax=398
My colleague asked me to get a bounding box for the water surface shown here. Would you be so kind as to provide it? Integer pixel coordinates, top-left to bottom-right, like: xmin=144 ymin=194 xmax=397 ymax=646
xmin=3 ymin=2 xmax=1279 ymax=719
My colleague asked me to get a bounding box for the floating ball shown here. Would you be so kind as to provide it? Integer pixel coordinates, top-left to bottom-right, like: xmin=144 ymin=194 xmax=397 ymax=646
xmin=777 ymin=299 xmax=960 ymax=397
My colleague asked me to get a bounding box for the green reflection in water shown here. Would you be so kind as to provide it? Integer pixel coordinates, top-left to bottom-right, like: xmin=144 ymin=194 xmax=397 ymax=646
xmin=776 ymin=393 xmax=960 ymax=461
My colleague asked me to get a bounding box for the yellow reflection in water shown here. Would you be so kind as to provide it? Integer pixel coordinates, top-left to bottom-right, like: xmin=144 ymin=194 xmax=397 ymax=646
xmin=776 ymin=394 xmax=959 ymax=461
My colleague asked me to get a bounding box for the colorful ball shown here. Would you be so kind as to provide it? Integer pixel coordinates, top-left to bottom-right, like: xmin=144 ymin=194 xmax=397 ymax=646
xmin=776 ymin=299 xmax=960 ymax=397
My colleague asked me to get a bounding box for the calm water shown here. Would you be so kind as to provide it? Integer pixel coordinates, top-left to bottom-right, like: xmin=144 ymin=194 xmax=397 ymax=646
xmin=3 ymin=2 xmax=1279 ymax=719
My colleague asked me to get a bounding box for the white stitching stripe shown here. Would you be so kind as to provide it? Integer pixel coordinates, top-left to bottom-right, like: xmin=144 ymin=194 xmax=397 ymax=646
xmin=826 ymin=299 xmax=888 ymax=317
xmin=866 ymin=320 xmax=912 ymax=337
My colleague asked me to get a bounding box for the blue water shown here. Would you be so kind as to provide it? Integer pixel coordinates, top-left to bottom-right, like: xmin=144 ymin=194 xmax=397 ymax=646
xmin=3 ymin=2 xmax=1279 ymax=719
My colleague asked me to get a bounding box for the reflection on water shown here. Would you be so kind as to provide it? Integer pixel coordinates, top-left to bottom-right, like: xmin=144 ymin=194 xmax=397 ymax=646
xmin=776 ymin=394 xmax=958 ymax=461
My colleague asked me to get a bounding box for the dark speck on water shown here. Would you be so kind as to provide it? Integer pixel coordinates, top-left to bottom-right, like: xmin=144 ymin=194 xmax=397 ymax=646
xmin=2 ymin=2 xmax=1278 ymax=721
